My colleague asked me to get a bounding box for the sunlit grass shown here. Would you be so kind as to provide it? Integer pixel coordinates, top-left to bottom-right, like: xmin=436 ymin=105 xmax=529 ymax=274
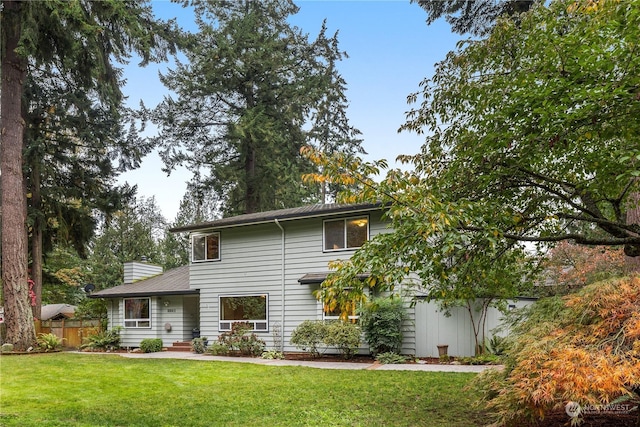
xmin=0 ymin=353 xmax=482 ymax=426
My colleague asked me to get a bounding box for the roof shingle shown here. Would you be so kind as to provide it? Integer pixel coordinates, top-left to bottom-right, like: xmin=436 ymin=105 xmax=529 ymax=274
xmin=89 ymin=265 xmax=195 ymax=298
xmin=169 ymin=202 xmax=381 ymax=233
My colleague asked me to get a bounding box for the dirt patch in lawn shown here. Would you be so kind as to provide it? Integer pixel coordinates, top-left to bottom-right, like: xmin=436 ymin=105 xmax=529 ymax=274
xmin=534 ymin=408 xmax=638 ymax=427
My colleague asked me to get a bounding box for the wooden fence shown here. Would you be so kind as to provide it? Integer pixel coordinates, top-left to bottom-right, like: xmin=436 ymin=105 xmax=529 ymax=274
xmin=36 ymin=319 xmax=102 ymax=348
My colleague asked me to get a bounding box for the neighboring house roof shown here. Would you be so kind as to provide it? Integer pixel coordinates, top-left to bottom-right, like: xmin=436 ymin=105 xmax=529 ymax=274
xmin=170 ymin=202 xmax=382 ymax=233
xmin=41 ymin=304 xmax=77 ymax=320
xmin=89 ymin=265 xmax=196 ymax=299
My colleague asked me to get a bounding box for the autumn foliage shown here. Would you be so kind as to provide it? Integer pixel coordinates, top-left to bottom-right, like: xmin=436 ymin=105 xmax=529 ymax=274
xmin=473 ymin=275 xmax=640 ymax=426
xmin=542 ymin=242 xmax=630 ymax=294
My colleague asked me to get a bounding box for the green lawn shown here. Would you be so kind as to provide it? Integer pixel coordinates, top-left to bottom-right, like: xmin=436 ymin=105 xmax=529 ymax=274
xmin=0 ymin=353 xmax=483 ymax=427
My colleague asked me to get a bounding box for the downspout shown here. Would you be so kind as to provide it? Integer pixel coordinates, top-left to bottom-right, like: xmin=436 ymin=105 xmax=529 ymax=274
xmin=274 ymin=219 xmax=285 ymax=352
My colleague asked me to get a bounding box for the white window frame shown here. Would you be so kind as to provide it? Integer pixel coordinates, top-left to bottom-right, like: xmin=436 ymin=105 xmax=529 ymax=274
xmin=192 ymin=232 xmax=221 ymax=263
xmin=218 ymin=294 xmax=269 ymax=332
xmin=323 ymin=216 xmax=369 ymax=252
xmin=123 ymin=297 xmax=151 ymax=328
xmin=322 ymin=304 xmax=360 ymax=322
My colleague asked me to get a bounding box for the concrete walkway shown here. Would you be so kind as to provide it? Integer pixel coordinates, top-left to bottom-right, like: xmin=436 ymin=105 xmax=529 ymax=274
xmin=100 ymin=351 xmax=499 ymax=373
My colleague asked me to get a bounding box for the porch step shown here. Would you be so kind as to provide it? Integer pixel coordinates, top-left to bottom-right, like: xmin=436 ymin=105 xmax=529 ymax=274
xmin=166 ymin=341 xmax=192 ymax=352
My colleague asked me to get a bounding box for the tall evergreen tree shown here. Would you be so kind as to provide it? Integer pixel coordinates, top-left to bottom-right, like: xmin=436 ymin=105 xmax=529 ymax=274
xmin=306 ymin=39 xmax=364 ymax=203
xmin=79 ymin=197 xmax=167 ymax=321
xmin=23 ymin=68 xmax=144 ymax=320
xmin=0 ymin=0 xmax=176 ymax=350
xmin=148 ymin=0 xmax=362 ymax=216
xmin=414 ymin=0 xmax=537 ymax=36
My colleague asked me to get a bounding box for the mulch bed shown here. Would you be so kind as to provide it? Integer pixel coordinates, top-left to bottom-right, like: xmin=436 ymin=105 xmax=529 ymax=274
xmin=283 ymin=352 xmax=375 ymax=363
xmin=282 ymin=353 xmax=472 ymax=365
xmin=533 ymin=409 xmax=638 ymax=427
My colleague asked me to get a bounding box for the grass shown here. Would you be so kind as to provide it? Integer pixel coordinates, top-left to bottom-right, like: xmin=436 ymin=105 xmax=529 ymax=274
xmin=0 ymin=353 xmax=483 ymax=426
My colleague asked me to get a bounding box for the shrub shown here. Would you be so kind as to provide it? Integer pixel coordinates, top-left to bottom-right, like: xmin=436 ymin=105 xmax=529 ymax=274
xmin=290 ymin=320 xmax=327 ymax=358
xmin=471 ymin=276 xmax=640 ymax=426
xmin=191 ymin=337 xmax=209 ymax=354
xmin=323 ymin=321 xmax=361 ymax=359
xmin=36 ymin=333 xmax=64 ymax=352
xmin=484 ymin=335 xmax=508 ymax=356
xmin=261 ymin=350 xmax=285 ymax=360
xmin=458 ymin=354 xmax=502 ymax=365
xmin=212 ymin=322 xmax=266 ymax=357
xmin=359 ymin=297 xmax=407 ymax=355
xmin=81 ymin=327 xmax=122 ymax=351
xmin=208 ymin=342 xmax=229 ymax=356
xmin=140 ymin=338 xmax=163 ymax=353
xmin=376 ymin=352 xmax=407 ymax=364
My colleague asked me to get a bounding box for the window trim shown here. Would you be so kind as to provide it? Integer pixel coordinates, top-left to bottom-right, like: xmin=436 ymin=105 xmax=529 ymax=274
xmin=321 ymin=287 xmax=362 ymax=321
xmin=191 ymin=232 xmax=221 ymax=263
xmin=218 ymin=293 xmax=269 ymax=332
xmin=322 ymin=216 xmax=369 ymax=252
xmin=322 ymin=304 xmax=359 ymax=321
xmin=123 ymin=297 xmax=151 ymax=329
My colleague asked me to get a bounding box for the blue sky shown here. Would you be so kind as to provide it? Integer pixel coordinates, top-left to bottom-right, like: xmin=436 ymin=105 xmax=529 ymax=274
xmin=118 ymin=0 xmax=462 ymax=220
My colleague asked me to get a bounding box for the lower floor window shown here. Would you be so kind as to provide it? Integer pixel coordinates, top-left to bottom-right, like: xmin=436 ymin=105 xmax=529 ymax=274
xmin=323 ymin=301 xmax=359 ymax=321
xmin=219 ymin=294 xmax=268 ymax=332
xmin=124 ymin=298 xmax=150 ymax=328
xmin=322 ymin=288 xmax=363 ymax=321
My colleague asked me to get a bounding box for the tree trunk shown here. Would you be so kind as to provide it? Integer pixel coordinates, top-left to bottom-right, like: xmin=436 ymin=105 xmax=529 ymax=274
xmin=1 ymin=0 xmax=37 ymax=351
xmin=244 ymin=143 xmax=258 ymax=214
xmin=625 ymin=191 xmax=640 ymax=273
xmin=30 ymin=158 xmax=43 ymax=320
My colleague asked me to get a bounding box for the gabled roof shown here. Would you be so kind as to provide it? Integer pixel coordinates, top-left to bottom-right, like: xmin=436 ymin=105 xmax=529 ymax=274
xmin=170 ymin=202 xmax=382 ymax=233
xmin=89 ymin=265 xmax=196 ymax=299
xmin=41 ymin=304 xmax=77 ymax=320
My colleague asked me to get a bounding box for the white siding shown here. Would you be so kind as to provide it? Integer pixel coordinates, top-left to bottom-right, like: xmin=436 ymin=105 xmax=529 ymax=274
xmin=123 ymin=261 xmax=163 ymax=284
xmin=190 ymin=224 xmax=283 ymax=346
xmin=105 ymin=207 xmax=534 ymax=357
xmin=107 ymin=296 xmax=196 ymax=348
xmin=414 ymin=298 xmax=535 ymax=357
xmin=191 ymin=210 xmax=393 ymax=353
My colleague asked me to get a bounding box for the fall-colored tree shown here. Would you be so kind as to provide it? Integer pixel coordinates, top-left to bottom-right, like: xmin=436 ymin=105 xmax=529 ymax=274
xmin=472 ymin=275 xmax=640 ymax=426
xmin=541 ymin=242 xmax=629 ymax=295
xmin=304 ymin=0 xmax=640 ymax=322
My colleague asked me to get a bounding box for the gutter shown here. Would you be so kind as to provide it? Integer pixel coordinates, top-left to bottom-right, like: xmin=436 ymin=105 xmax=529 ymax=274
xmin=275 ymin=218 xmax=285 ymax=352
xmin=88 ymin=290 xmax=200 ymax=299
xmin=169 ymin=203 xmax=385 ymax=233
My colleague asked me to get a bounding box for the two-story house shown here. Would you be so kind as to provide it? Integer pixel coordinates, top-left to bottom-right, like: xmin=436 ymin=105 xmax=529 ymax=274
xmin=89 ymin=202 xmax=534 ymax=357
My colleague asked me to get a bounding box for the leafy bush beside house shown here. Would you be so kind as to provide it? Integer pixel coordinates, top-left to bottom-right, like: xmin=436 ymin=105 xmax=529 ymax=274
xmin=290 ymin=320 xmax=327 ymax=358
xmin=140 ymin=338 xmax=163 ymax=353
xmin=290 ymin=320 xmax=361 ymax=359
xmin=192 ymin=337 xmax=209 ymax=354
xmin=324 ymin=321 xmax=361 ymax=359
xmin=208 ymin=322 xmax=265 ymax=356
xmin=359 ymin=297 xmax=407 ymax=355
xmin=81 ymin=327 xmax=122 ymax=351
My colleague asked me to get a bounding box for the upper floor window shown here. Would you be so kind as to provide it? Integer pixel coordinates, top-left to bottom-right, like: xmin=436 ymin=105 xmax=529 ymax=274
xmin=323 ymin=217 xmax=369 ymax=251
xmin=192 ymin=232 xmax=220 ymax=262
